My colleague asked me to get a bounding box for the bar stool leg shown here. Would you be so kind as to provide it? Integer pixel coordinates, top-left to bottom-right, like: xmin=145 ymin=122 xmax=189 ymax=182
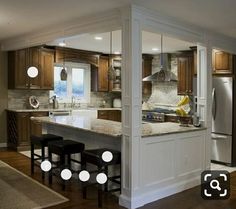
xmin=60 ymin=155 xmax=66 ymax=191
xmin=31 ymin=142 xmax=34 ymax=175
xmin=48 ymin=149 xmax=53 ymax=185
xmin=41 ymin=145 xmax=45 ymax=180
xmin=81 ymin=155 xmax=87 ymax=199
xmin=98 ymin=185 xmax=103 ymax=208
xmin=104 ymin=165 xmax=108 ymax=192
xmin=98 ymin=166 xmax=103 ymax=208
xmin=68 ymin=154 xmax=71 ymax=170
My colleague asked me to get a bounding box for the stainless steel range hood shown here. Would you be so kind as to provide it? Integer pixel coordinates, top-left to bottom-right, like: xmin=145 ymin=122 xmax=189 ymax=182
xmin=142 ymin=53 xmax=177 ymax=82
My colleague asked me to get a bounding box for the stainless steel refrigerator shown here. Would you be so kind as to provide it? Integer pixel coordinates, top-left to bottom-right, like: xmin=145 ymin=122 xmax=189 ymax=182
xmin=211 ymin=77 xmax=233 ymax=164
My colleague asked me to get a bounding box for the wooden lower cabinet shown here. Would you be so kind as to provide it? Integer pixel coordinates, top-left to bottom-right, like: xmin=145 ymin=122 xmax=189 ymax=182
xmin=30 ymin=112 xmax=49 ymax=137
xmin=97 ymin=110 xmax=121 ymax=122
xmin=7 ymin=111 xmax=48 ymax=151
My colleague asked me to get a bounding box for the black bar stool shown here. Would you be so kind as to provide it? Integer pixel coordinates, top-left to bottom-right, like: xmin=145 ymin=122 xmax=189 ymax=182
xmin=81 ymin=148 xmax=121 ymax=207
xmin=48 ymin=140 xmax=85 ymax=190
xmin=30 ymin=134 xmax=63 ymax=180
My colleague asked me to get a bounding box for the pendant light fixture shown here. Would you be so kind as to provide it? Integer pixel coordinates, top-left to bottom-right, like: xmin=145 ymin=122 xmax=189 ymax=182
xmin=60 ymin=40 xmax=67 ymax=81
xmin=160 ymin=34 xmax=164 ymax=70
xmin=108 ymin=31 xmax=116 ymax=81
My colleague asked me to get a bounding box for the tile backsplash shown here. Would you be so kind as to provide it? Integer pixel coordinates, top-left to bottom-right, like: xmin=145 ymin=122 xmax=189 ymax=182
xmin=8 ymin=90 xmax=117 ymax=109
xmin=147 ymin=81 xmax=180 ymax=107
xmin=8 ymin=90 xmax=50 ymax=109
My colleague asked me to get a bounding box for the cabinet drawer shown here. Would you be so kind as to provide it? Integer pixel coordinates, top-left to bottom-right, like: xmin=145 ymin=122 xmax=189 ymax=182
xmin=97 ymin=110 xmax=109 ymax=119
xmin=165 ymin=115 xmax=179 ymax=123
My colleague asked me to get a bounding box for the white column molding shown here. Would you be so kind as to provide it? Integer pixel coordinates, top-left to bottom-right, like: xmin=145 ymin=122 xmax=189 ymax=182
xmin=119 ymin=6 xmax=142 ymax=209
xmin=205 ymin=41 xmax=213 ymax=169
xmin=197 ymin=40 xmax=212 ymax=169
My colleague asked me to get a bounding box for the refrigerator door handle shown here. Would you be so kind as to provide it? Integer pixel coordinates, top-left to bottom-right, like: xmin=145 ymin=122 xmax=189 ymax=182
xmin=212 ymin=88 xmax=216 ymax=120
xmin=212 ymin=133 xmax=228 ymax=140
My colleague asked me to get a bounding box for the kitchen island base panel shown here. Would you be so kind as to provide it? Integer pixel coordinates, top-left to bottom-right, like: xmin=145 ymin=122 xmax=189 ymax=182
xmin=119 ymin=130 xmax=207 ymax=209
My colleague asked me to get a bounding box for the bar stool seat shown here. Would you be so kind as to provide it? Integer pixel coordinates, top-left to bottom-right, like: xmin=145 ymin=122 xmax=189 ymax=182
xmin=48 ymin=140 xmax=85 ymax=190
xmin=81 ymin=148 xmax=121 ymax=207
xmin=30 ymin=134 xmax=63 ymax=180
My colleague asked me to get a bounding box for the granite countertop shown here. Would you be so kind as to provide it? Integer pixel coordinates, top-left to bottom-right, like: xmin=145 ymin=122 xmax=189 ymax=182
xmin=6 ymin=107 xmax=121 ymax=113
xmin=31 ymin=115 xmax=205 ymax=138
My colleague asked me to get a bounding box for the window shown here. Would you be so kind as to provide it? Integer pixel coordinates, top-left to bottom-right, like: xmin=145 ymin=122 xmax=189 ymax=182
xmin=50 ymin=63 xmax=91 ymax=103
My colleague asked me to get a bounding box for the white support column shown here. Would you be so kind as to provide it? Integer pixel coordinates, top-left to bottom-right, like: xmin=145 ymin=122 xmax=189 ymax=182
xmin=205 ymin=42 xmax=213 ymax=169
xmin=119 ymin=6 xmax=142 ymax=209
xmin=197 ymin=42 xmax=212 ymax=169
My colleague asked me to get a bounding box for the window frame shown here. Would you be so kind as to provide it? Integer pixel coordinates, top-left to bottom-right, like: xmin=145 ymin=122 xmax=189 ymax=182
xmin=50 ymin=62 xmax=91 ymax=103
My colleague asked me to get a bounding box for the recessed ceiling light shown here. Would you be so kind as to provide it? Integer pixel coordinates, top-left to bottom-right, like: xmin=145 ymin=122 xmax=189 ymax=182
xmin=152 ymin=48 xmax=159 ymax=51
xmin=94 ymin=36 xmax=103 ymax=40
xmin=114 ymin=51 xmax=120 ymax=55
xmin=59 ymin=42 xmax=66 ymax=47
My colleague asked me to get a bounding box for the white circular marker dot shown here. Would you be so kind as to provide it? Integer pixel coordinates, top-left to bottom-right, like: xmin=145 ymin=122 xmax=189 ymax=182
xmin=79 ymin=170 xmax=90 ymax=182
xmin=96 ymin=173 xmax=107 ymax=184
xmin=102 ymin=151 xmax=113 ymax=162
xmin=61 ymin=169 xmax=72 ymax=180
xmin=40 ymin=160 xmax=52 ymax=172
xmin=27 ymin=66 xmax=38 ymax=78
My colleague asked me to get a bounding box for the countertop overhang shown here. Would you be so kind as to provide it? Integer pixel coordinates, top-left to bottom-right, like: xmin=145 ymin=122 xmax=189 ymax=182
xmin=31 ymin=115 xmax=206 ymax=138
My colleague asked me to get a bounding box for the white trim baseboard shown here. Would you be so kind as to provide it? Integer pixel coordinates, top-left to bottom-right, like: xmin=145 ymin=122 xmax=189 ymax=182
xmin=119 ymin=177 xmax=200 ymax=209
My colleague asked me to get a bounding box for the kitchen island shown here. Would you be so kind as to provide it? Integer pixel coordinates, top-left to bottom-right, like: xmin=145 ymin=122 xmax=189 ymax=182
xmin=31 ymin=115 xmax=207 ymax=208
xmin=31 ymin=115 xmax=204 ymax=138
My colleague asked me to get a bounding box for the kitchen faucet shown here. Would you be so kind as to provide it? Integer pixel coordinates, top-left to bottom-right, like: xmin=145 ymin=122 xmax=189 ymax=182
xmin=71 ymin=96 xmax=75 ymax=108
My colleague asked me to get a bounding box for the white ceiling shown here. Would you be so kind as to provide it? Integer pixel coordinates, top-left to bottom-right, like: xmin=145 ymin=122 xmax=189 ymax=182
xmin=48 ymin=30 xmax=194 ymax=54
xmin=1 ymin=0 xmax=236 ymax=42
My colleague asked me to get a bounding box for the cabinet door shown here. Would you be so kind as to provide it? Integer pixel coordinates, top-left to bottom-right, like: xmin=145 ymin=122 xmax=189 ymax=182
xmin=40 ymin=49 xmax=54 ymax=89
xmin=109 ymin=110 xmax=121 ymax=122
xmin=98 ymin=56 xmax=109 ymax=91
xmin=29 ymin=47 xmax=41 ymax=89
xmin=177 ymin=56 xmax=193 ymax=95
xmin=97 ymin=110 xmax=109 ymax=120
xmin=17 ymin=112 xmax=30 ymax=146
xmin=142 ymin=55 xmax=153 ymax=95
xmin=15 ymin=49 xmax=28 ymax=89
xmin=30 ymin=112 xmax=48 ymax=137
xmin=212 ymin=50 xmax=232 ymax=74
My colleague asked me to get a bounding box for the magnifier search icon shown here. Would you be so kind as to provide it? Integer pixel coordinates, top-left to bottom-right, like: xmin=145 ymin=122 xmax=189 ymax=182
xmin=210 ymin=179 xmax=221 ymax=191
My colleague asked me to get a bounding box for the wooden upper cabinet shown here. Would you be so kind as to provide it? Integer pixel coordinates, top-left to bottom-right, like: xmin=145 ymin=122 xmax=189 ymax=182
xmin=40 ymin=49 xmax=54 ymax=90
xmin=212 ymin=50 xmax=233 ymax=74
xmin=8 ymin=49 xmax=28 ymax=89
xmin=142 ymin=55 xmax=153 ymax=95
xmin=177 ymin=52 xmax=194 ymax=95
xmin=54 ymin=46 xmax=99 ymax=66
xmin=8 ymin=46 xmax=55 ymax=90
xmin=98 ymin=56 xmax=109 ymax=91
xmin=29 ymin=47 xmax=41 ymax=89
xmin=91 ymin=55 xmax=109 ymax=92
